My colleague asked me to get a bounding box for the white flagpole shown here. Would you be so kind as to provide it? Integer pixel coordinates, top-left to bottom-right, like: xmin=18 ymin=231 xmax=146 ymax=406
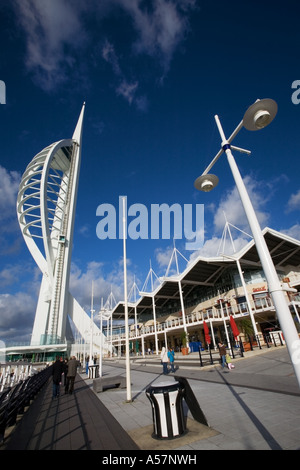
xmin=122 ymin=196 xmax=132 ymax=402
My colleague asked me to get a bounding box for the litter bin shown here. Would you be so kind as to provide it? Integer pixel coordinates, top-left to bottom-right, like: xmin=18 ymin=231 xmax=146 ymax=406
xmin=146 ymin=381 xmax=186 ymax=439
xmin=88 ymin=364 xmax=99 ymax=379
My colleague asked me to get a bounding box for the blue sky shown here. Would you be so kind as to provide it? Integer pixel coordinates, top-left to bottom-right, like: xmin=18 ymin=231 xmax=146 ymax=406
xmin=1 ymin=0 xmax=300 ymax=344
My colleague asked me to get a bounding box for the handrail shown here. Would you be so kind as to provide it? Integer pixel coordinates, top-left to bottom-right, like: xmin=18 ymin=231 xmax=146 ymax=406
xmin=0 ymin=364 xmax=34 ymax=392
xmin=0 ymin=365 xmax=52 ymax=443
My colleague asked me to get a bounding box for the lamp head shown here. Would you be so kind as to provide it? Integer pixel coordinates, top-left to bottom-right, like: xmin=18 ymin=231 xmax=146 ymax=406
xmin=243 ymin=99 xmax=277 ymax=131
xmin=194 ymin=174 xmax=219 ymax=192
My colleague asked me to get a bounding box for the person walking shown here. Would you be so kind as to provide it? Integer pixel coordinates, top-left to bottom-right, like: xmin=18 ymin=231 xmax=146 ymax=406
xmin=62 ymin=358 xmax=68 ymax=392
xmin=63 ymin=358 xmax=69 ymax=394
xmin=226 ymin=353 xmax=235 ymax=370
xmin=218 ymin=342 xmax=227 ymax=369
xmin=52 ymin=356 xmax=63 ymax=398
xmin=167 ymin=347 xmax=176 ymax=372
xmin=161 ymin=347 xmax=169 ymax=375
xmin=66 ymin=356 xmax=78 ymax=394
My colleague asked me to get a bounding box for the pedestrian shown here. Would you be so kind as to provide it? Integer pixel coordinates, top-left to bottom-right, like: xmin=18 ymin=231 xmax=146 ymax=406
xmin=226 ymin=353 xmax=235 ymax=370
xmin=62 ymin=358 xmax=68 ymax=381
xmin=167 ymin=347 xmax=176 ymax=372
xmin=67 ymin=356 xmax=78 ymax=394
xmin=161 ymin=347 xmax=169 ymax=375
xmin=63 ymin=359 xmax=69 ymax=394
xmin=52 ymin=356 xmax=63 ymax=398
xmin=218 ymin=342 xmax=227 ymax=369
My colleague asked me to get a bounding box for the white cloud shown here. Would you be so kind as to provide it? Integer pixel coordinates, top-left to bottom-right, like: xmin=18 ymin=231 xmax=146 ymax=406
xmin=118 ymin=0 xmax=196 ymax=73
xmin=188 ymin=234 xmax=250 ymax=264
xmin=155 ymin=244 xmax=189 ymax=277
xmin=116 ymin=80 xmax=139 ymax=105
xmin=213 ymin=175 xmax=270 ymax=234
xmin=101 ymin=39 xmax=149 ymax=109
xmin=102 ymin=39 xmax=122 ymax=77
xmin=14 ymin=0 xmax=87 ymax=91
xmin=0 ymin=265 xmax=23 ymax=288
xmin=69 ymin=259 xmax=136 ymax=312
xmin=0 ymin=257 xmax=137 ymax=343
xmin=187 ymin=175 xmax=273 ymax=263
xmin=78 ymin=224 xmax=90 ymax=237
xmin=152 ymin=176 xmax=269 ymax=274
xmin=0 ymin=292 xmax=36 ymax=343
xmin=286 ymin=189 xmax=300 ymax=213
xmin=0 ymin=165 xmax=20 ymax=222
xmin=0 ymin=165 xmax=22 ymax=255
xmin=0 ymin=162 xmax=43 ymax=343
xmin=155 ymin=245 xmax=174 ymax=269
xmin=13 ymin=0 xmax=197 ymax=101
xmin=281 ymin=224 xmax=300 ymax=241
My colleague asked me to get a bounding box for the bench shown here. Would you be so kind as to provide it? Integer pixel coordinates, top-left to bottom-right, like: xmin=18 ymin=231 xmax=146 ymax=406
xmin=93 ymin=376 xmax=126 ymax=393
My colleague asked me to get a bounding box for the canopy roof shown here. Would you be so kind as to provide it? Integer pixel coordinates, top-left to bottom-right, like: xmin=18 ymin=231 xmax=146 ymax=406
xmin=111 ymin=227 xmax=300 ymax=319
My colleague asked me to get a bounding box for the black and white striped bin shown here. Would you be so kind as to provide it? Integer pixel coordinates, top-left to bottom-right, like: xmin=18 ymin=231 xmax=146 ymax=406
xmin=146 ymin=381 xmax=186 ymax=439
xmin=88 ymin=365 xmax=99 ymax=379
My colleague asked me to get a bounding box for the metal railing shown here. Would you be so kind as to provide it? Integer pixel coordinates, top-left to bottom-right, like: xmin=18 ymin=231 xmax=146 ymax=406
xmin=111 ymin=296 xmax=278 ymax=343
xmin=0 ymin=364 xmax=52 ymax=443
xmin=197 ymin=331 xmax=285 ymax=368
xmin=0 ymin=363 xmax=34 ymax=392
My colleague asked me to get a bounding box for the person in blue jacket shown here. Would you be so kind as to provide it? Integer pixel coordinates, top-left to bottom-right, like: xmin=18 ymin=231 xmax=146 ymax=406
xmin=167 ymin=347 xmax=176 ymax=373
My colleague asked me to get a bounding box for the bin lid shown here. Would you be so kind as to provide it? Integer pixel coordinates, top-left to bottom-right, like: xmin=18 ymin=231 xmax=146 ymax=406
xmin=152 ymin=381 xmax=178 ymax=387
xmin=146 ymin=381 xmax=183 ymax=394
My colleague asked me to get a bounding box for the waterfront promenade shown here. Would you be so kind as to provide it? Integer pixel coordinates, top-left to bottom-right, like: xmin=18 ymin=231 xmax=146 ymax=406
xmin=1 ymin=346 xmax=300 ymax=451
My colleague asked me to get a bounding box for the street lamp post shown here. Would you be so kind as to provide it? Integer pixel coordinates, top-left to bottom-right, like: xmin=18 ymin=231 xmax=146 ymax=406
xmin=194 ymin=99 xmax=300 ymax=387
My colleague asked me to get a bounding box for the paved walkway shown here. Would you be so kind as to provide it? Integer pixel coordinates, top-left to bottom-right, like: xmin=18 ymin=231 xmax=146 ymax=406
xmin=1 ymin=346 xmax=300 ymax=451
xmin=85 ymin=346 xmax=300 ymax=450
xmin=1 ymin=374 xmax=138 ymax=450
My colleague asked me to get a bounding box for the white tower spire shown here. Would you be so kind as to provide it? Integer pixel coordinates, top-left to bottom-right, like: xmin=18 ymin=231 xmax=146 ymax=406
xmin=17 ymin=104 xmax=104 ymax=351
